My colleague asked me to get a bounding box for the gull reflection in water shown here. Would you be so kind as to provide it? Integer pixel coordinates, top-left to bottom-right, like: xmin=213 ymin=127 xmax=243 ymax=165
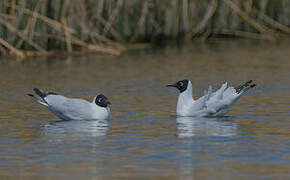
xmin=42 ymin=119 xmax=109 ymax=138
xmin=176 ymin=116 xmax=238 ymax=138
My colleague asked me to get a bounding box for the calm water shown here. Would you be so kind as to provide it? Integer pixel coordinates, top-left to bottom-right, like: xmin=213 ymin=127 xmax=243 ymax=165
xmin=0 ymin=41 xmax=289 ymax=179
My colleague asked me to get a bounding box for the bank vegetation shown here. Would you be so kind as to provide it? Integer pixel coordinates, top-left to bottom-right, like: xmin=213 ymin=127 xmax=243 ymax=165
xmin=0 ymin=0 xmax=289 ymax=58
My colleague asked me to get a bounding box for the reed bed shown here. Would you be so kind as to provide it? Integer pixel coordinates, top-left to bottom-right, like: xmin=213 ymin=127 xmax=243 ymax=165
xmin=0 ymin=0 xmax=289 ymax=58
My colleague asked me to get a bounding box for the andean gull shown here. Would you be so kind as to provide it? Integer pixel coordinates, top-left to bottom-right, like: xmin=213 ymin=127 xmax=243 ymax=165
xmin=28 ymin=88 xmax=110 ymax=120
xmin=167 ymin=79 xmax=256 ymax=117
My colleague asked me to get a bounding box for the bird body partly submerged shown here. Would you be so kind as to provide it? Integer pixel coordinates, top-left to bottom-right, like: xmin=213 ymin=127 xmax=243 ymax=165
xmin=167 ymin=80 xmax=256 ymax=117
xmin=28 ymin=88 xmax=110 ymax=120
xmin=45 ymin=95 xmax=110 ymax=120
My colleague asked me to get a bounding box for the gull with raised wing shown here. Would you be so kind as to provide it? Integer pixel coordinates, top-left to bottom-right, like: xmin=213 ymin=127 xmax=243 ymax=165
xmin=167 ymin=79 xmax=256 ymax=117
xmin=28 ymin=88 xmax=111 ymax=120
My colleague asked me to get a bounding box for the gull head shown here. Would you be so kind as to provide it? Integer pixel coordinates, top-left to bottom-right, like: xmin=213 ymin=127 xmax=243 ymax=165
xmin=95 ymin=94 xmax=111 ymax=107
xmin=166 ymin=79 xmax=189 ymax=93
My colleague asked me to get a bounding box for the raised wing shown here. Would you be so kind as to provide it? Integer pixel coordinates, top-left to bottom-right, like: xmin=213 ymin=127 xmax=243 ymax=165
xmin=190 ymin=85 xmax=213 ymax=112
xmin=205 ymin=80 xmax=256 ymax=115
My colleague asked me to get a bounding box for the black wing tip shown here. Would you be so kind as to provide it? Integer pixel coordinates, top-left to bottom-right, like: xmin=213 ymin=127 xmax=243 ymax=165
xmin=47 ymin=92 xmax=58 ymax=95
xmin=250 ymin=84 xmax=256 ymax=88
xmin=33 ymin=88 xmax=40 ymax=92
xmin=235 ymin=80 xmax=256 ymax=93
xmin=27 ymin=93 xmax=34 ymax=97
xmin=33 ymin=88 xmax=45 ymax=97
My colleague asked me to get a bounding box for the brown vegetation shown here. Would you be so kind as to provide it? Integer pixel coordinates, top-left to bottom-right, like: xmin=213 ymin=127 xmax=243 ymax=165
xmin=0 ymin=0 xmax=289 ymax=58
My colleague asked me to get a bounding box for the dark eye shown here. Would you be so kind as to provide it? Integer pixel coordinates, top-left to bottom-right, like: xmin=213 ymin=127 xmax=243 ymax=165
xmin=98 ymin=98 xmax=102 ymax=102
xmin=179 ymin=82 xmax=183 ymax=86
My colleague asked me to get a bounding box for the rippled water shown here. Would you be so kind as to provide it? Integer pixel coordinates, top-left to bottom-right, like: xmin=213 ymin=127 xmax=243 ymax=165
xmin=0 ymin=41 xmax=289 ymax=179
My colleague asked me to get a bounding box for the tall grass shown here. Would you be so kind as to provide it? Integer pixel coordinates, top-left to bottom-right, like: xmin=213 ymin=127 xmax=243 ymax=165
xmin=0 ymin=0 xmax=289 ymax=58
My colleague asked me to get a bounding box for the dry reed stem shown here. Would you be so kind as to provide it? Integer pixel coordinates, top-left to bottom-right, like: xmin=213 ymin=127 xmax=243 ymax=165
xmin=138 ymin=0 xmax=149 ymax=35
xmin=6 ymin=1 xmax=111 ymax=44
xmin=4 ymin=1 xmax=121 ymax=55
xmin=0 ymin=17 xmax=46 ymax=52
xmin=220 ymin=29 xmax=275 ymax=41
xmin=61 ymin=0 xmax=72 ymax=52
xmin=16 ymin=2 xmax=41 ymax=49
xmin=103 ymin=0 xmax=124 ymax=39
xmin=185 ymin=0 xmax=217 ymax=40
xmin=122 ymin=2 xmax=130 ymax=37
xmin=97 ymin=0 xmax=104 ymax=15
xmin=94 ymin=14 xmax=125 ymax=42
xmin=181 ymin=0 xmax=189 ymax=32
xmin=4 ymin=2 xmax=75 ymax=34
xmin=0 ymin=45 xmax=7 ymax=55
xmin=14 ymin=2 xmax=38 ymax=48
xmin=222 ymin=0 xmax=270 ymax=34
xmin=251 ymin=7 xmax=290 ymax=34
xmin=78 ymin=2 xmax=89 ymax=41
xmin=89 ymin=31 xmax=115 ymax=44
xmin=1 ymin=0 xmax=289 ymax=58
xmin=69 ymin=36 xmax=120 ymax=55
xmin=61 ymin=17 xmax=72 ymax=52
xmin=15 ymin=20 xmax=30 ymax=49
xmin=0 ymin=12 xmax=15 ymax=20
xmin=0 ymin=37 xmax=25 ymax=58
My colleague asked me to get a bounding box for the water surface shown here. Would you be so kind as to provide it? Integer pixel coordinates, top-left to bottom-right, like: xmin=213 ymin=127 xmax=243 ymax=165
xmin=0 ymin=41 xmax=289 ymax=179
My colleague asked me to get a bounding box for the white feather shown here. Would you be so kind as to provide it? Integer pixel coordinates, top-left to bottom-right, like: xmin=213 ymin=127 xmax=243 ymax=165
xmin=175 ymin=80 xmax=253 ymax=117
xmin=34 ymin=94 xmax=110 ymax=120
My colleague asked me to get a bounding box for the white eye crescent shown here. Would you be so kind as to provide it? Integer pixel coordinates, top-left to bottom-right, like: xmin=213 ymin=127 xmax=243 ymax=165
xmin=180 ymin=82 xmax=183 ymax=86
xmin=98 ymin=99 xmax=102 ymax=102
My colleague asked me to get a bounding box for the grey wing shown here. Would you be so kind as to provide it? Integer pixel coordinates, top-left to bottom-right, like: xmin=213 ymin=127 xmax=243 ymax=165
xmin=191 ymin=85 xmax=213 ymax=111
xmin=45 ymin=95 xmax=93 ymax=119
